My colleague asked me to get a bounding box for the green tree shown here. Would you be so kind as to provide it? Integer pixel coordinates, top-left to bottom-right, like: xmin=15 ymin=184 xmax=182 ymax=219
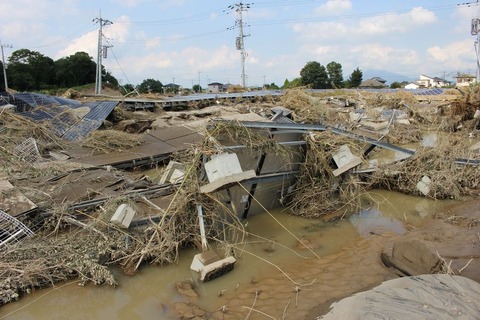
xmin=282 ymin=78 xmax=302 ymax=89
xmin=265 ymin=82 xmax=279 ymax=90
xmin=7 ymin=49 xmax=55 ymax=91
xmin=192 ymin=84 xmax=202 ymax=92
xmin=347 ymin=67 xmax=363 ymax=88
xmin=326 ymin=61 xmax=344 ymax=88
xmin=103 ymin=70 xmax=119 ymax=87
xmin=55 ymin=52 xmax=96 ymax=88
xmin=300 ymin=61 xmax=329 ymax=89
xmin=138 ymin=78 xmax=163 ymax=93
xmin=120 ymin=83 xmax=136 ymax=95
xmin=390 ymin=81 xmax=403 ymax=89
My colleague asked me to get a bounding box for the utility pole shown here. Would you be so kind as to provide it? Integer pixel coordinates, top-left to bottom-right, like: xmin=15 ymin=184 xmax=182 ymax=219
xmin=93 ymin=12 xmax=112 ymax=95
xmin=228 ymin=2 xmax=252 ymax=88
xmin=197 ymin=71 xmax=202 ymax=92
xmin=1 ymin=40 xmax=13 ymax=92
xmin=459 ymin=1 xmax=480 ymax=82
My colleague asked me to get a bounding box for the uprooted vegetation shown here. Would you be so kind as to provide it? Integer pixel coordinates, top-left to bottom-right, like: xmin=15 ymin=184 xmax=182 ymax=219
xmin=287 ymin=131 xmax=367 ymax=218
xmin=1 ymin=86 xmax=480 ymax=306
xmin=369 ymin=138 xmax=480 ymax=199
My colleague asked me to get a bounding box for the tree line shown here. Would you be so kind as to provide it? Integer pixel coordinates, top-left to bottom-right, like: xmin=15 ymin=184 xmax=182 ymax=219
xmin=0 ymin=49 xmax=181 ymax=95
xmin=0 ymin=49 xmax=365 ymax=94
xmin=284 ymin=61 xmax=363 ymax=89
xmin=0 ymin=49 xmax=118 ymax=92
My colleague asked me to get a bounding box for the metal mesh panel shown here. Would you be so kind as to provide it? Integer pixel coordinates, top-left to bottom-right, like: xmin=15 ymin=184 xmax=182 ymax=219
xmin=13 ymin=138 xmax=41 ymax=163
xmin=0 ymin=210 xmax=34 ymax=248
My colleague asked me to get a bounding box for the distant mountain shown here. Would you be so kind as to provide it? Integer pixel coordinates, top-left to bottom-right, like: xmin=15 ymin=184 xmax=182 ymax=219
xmin=360 ymin=69 xmax=415 ymax=85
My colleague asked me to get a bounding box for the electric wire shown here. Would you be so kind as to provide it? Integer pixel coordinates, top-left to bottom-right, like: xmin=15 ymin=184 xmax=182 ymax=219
xmin=108 ymin=46 xmax=135 ymax=88
xmin=20 ymin=22 xmax=98 ymax=49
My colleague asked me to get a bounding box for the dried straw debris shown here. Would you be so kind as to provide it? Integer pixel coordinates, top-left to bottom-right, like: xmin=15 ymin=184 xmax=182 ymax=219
xmin=82 ymin=130 xmax=142 ymax=153
xmin=288 ymin=131 xmax=367 ymax=217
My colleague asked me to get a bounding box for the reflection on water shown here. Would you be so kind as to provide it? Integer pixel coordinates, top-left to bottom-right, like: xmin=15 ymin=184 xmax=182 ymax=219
xmin=0 ymin=190 xmax=458 ymax=319
xmin=350 ymin=208 xmax=406 ymax=236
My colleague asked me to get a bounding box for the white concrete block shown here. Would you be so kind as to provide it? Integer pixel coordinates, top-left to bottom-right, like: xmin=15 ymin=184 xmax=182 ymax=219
xmin=205 ymin=153 xmax=243 ymax=183
xmin=416 ymin=176 xmax=432 ymax=196
xmin=332 ymin=145 xmax=362 ymax=176
xmin=159 ymin=161 xmax=185 ymax=184
xmin=110 ymin=204 xmax=136 ymax=229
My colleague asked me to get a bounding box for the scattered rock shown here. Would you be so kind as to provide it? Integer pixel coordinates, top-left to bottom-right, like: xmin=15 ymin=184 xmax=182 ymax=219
xmin=382 ymin=240 xmax=443 ymax=276
xmin=171 ymin=302 xmax=205 ymax=319
xmin=175 ymin=281 xmax=198 ymax=298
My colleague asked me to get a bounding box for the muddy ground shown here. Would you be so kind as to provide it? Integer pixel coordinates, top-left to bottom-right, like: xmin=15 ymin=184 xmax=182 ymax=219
xmin=170 ymin=198 xmax=480 ymax=320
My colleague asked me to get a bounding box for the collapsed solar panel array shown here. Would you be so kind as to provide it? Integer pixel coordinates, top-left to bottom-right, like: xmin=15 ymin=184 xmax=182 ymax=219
xmin=0 ymin=92 xmax=118 ymax=141
xmin=0 ymin=92 xmax=80 ymax=112
xmin=0 ymin=88 xmax=447 ymax=142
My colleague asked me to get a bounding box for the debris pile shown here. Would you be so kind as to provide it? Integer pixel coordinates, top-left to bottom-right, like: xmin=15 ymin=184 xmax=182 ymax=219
xmin=370 ymin=140 xmax=480 ymax=199
xmin=1 ymin=86 xmax=480 ymax=307
xmin=288 ymin=131 xmax=365 ymax=217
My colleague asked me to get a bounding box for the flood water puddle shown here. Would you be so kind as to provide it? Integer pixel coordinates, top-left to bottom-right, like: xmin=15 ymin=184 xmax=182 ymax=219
xmin=0 ymin=190 xmax=458 ymax=319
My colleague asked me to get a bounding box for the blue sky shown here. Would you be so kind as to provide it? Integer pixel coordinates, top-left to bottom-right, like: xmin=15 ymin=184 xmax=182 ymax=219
xmin=0 ymin=0 xmax=478 ymax=88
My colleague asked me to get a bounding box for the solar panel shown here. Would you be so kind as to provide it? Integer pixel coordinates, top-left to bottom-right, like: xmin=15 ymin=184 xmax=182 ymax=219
xmin=61 ymin=101 xmax=118 ymax=141
xmin=62 ymin=119 xmax=102 ymax=141
xmin=84 ymin=101 xmax=118 ymax=120
xmin=51 ymin=96 xmax=81 ymax=108
xmin=21 ymin=109 xmax=53 ymax=121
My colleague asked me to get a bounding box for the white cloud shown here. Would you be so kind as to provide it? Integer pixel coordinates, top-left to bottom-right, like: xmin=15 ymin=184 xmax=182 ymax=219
xmin=158 ymin=0 xmax=186 ymax=10
xmin=358 ymin=7 xmax=436 ymax=36
xmin=56 ymin=31 xmax=98 ymax=59
xmin=314 ymin=0 xmax=352 ymax=15
xmin=292 ymin=22 xmax=348 ymax=40
xmin=455 ymin=4 xmax=477 ymax=20
xmin=56 ymin=16 xmax=130 ymax=60
xmin=109 ymin=0 xmax=143 ymax=7
xmin=427 ymin=40 xmax=473 ymax=63
xmin=293 ymin=7 xmax=438 ymax=41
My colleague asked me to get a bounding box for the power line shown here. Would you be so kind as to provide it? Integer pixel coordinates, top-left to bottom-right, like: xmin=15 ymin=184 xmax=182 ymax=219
xmin=250 ymin=4 xmax=459 ymax=26
xmin=117 ymin=29 xmax=228 ymax=45
xmin=21 ymin=22 xmax=98 ymax=49
xmin=113 ymin=9 xmax=227 ymax=26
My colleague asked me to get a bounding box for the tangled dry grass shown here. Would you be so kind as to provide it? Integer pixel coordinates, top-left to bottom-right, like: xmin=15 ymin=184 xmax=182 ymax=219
xmin=288 ymin=131 xmax=367 ymax=218
xmin=82 ymin=130 xmax=142 ymax=153
xmin=369 ymin=136 xmax=480 ymax=199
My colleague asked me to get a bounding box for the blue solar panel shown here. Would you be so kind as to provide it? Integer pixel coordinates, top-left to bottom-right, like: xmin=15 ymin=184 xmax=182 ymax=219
xmin=21 ymin=109 xmax=53 ymax=121
xmin=17 ymin=100 xmax=117 ymax=141
xmin=61 ymin=101 xmax=118 ymax=141
xmin=51 ymin=96 xmax=81 ymax=108
xmin=84 ymin=101 xmax=118 ymax=120
xmin=0 ymin=92 xmax=81 ymax=112
xmin=62 ymin=119 xmax=102 ymax=141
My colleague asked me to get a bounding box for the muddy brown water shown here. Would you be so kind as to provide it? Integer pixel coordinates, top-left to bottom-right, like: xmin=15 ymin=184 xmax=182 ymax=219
xmin=0 ymin=190 xmax=458 ymax=319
